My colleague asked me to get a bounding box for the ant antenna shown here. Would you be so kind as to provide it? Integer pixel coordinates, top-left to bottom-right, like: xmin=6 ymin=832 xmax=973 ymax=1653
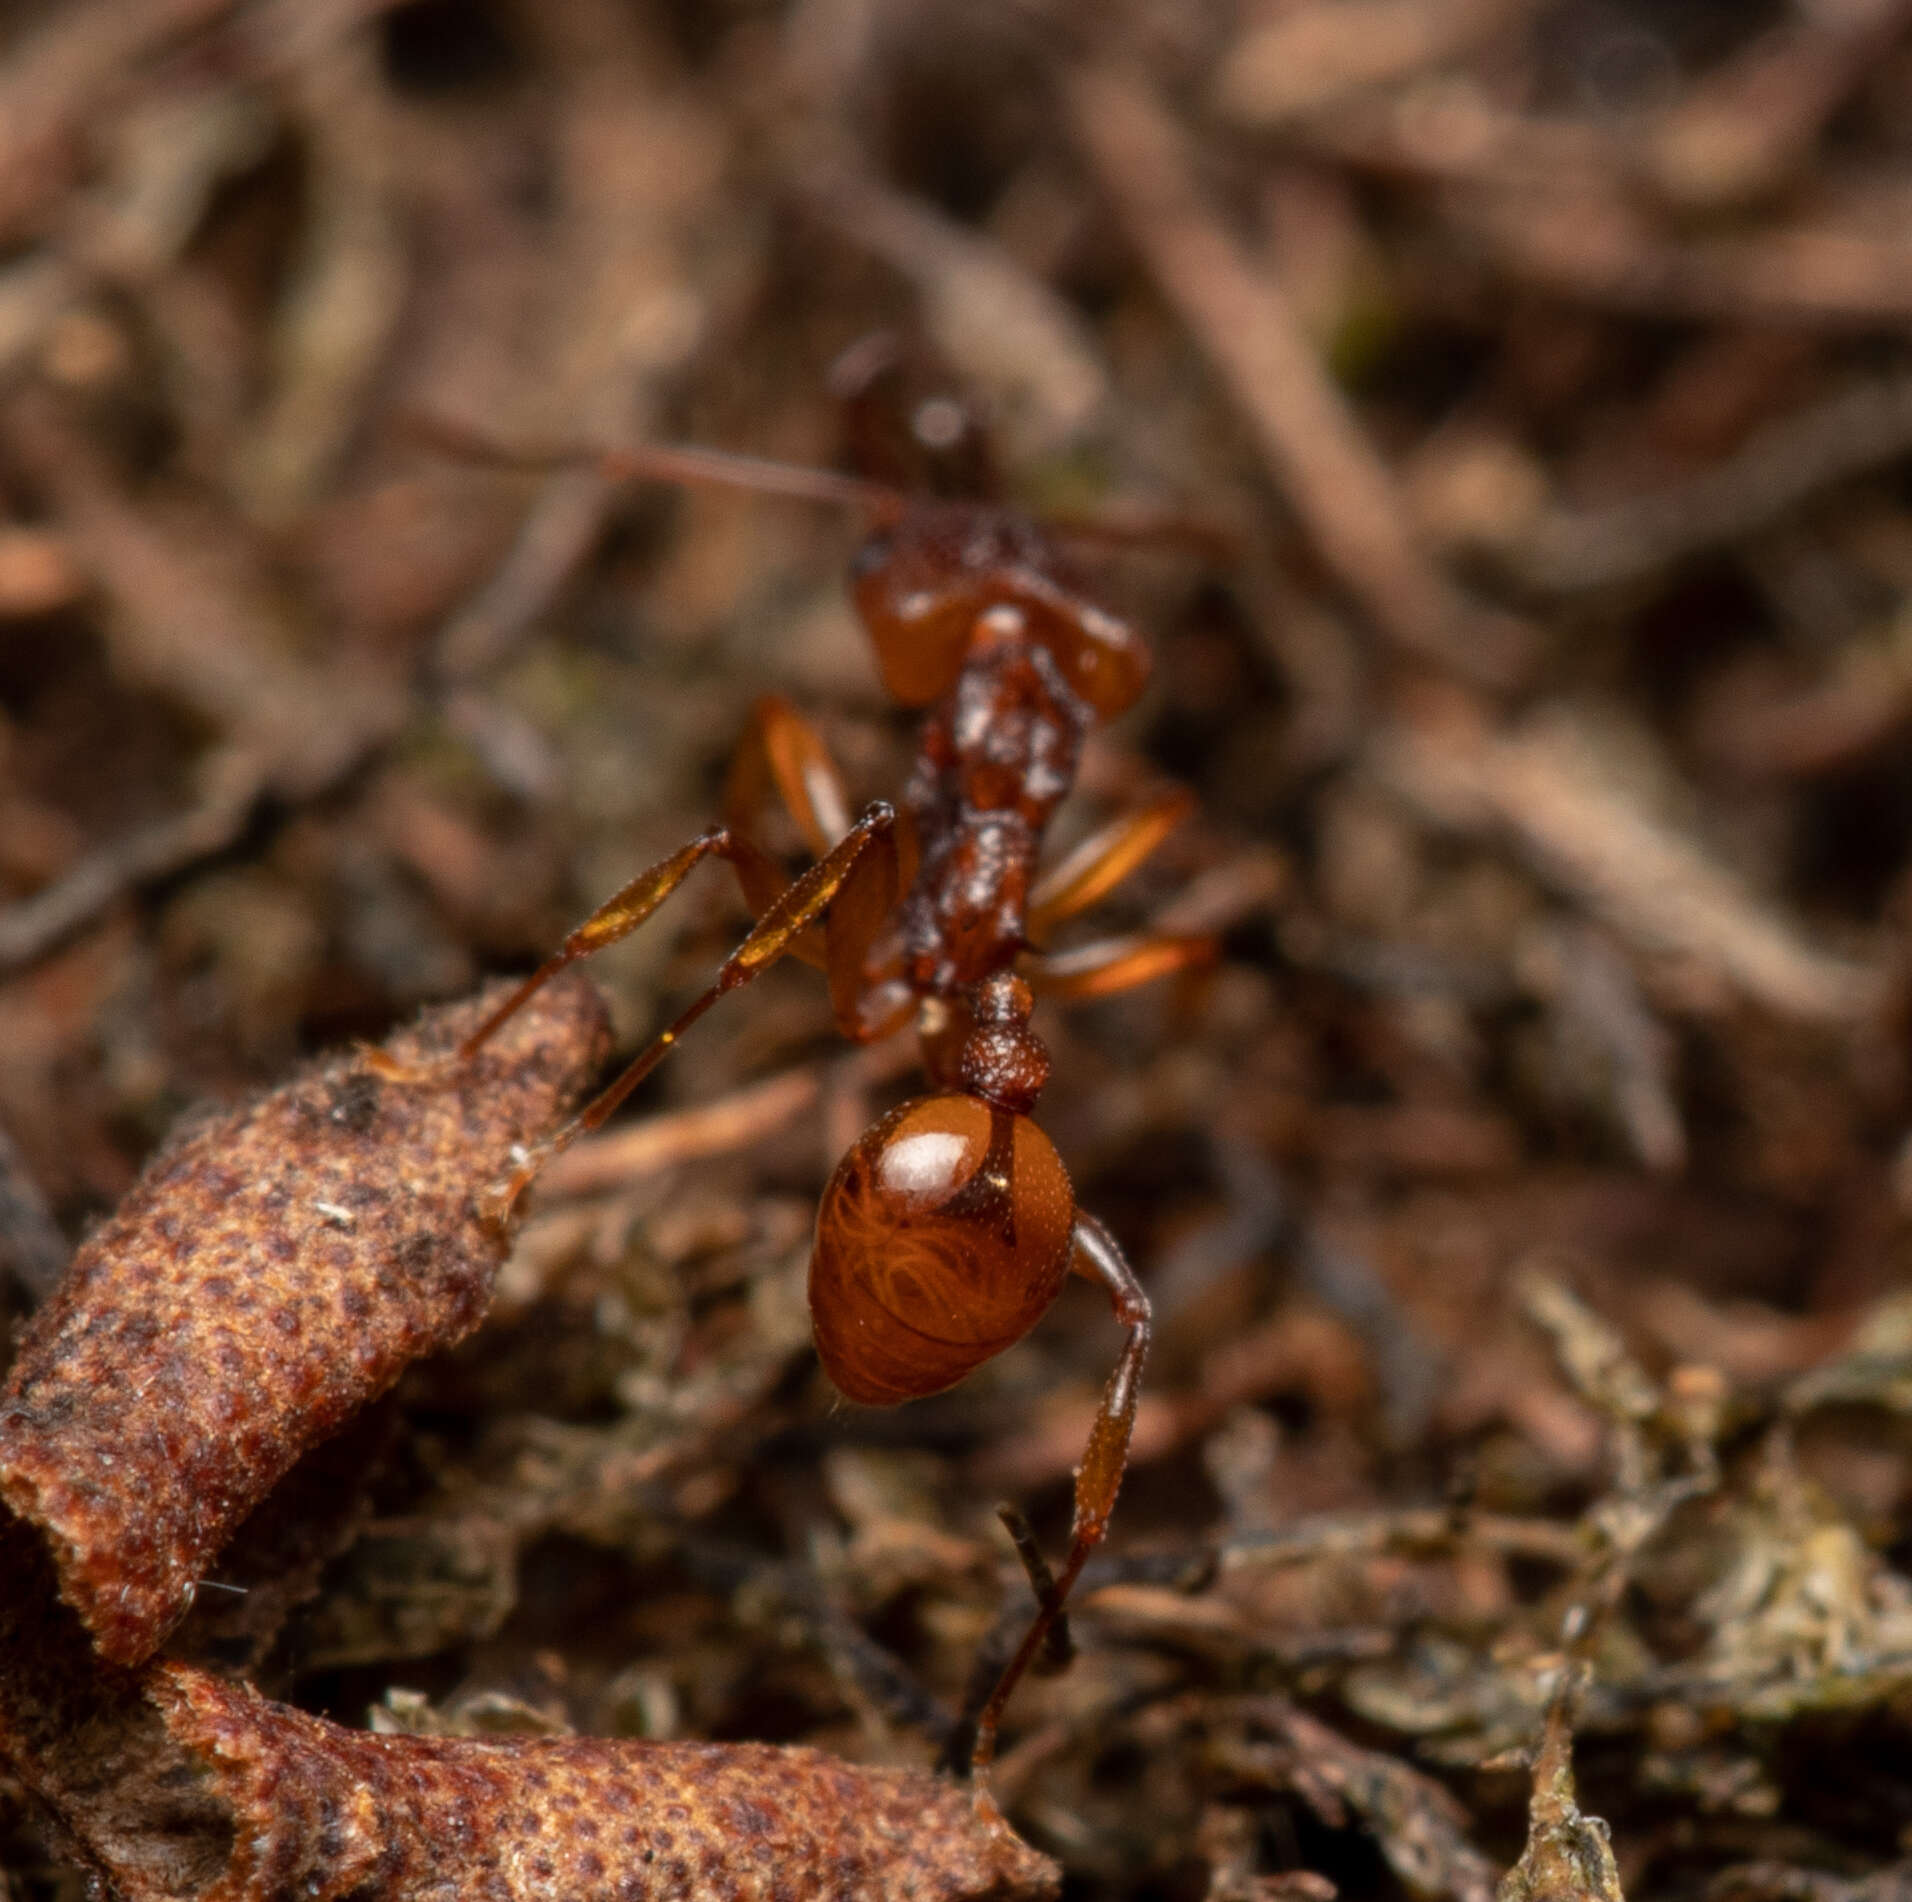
xmin=399 ymin=409 xmax=1228 ymax=559
xmin=397 ymin=410 xmax=906 ymax=518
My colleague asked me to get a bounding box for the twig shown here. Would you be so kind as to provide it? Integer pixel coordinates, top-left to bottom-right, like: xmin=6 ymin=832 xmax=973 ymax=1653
xmin=0 ymin=389 xmax=403 ymax=967
xmin=230 ymin=27 xmax=407 ymax=522
xmin=1220 ymin=1505 xmax=1585 ymax=1577
xmin=1644 ymin=0 xmax=1912 ymax=212
xmin=1511 ymin=372 xmax=1912 ymax=593
xmin=1064 ymin=64 xmax=1532 ymax=688
xmin=1518 ymin=918 xmax=1686 ymax=1173
xmin=1445 ymin=180 xmax=1912 ymax=329
xmin=1377 ymin=695 xmax=1884 ymax=1021
xmin=804 ymin=161 xmax=1109 ymax=461
xmin=0 ymin=745 xmax=264 ymax=975
xmin=1212 ymin=0 xmax=1531 ymax=131
xmin=1693 ymin=599 xmax=1912 ymax=780
xmin=1495 ymin=1656 xmax=1624 ymax=1902
xmin=0 ymin=0 xmax=237 ymax=242
xmin=534 ymin=1064 xmax=823 ymax=1199
xmin=1296 ymin=85 xmax=1912 ymax=328
xmin=432 ymin=461 xmax=630 ymax=680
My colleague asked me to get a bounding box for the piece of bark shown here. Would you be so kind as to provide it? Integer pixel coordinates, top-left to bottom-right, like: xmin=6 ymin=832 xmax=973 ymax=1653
xmin=0 ymin=974 xmax=608 ymax=1667
xmin=164 ymin=1400 xmax=398 ymax=1673
xmin=0 ymin=1525 xmax=1055 ymax=1902
xmin=135 ymin=1663 xmax=1057 ymax=1902
xmin=0 ymin=1517 xmax=234 ymax=1902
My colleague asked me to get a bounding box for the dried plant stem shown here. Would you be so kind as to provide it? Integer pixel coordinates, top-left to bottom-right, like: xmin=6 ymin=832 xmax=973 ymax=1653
xmin=1064 ymin=64 xmax=1532 ymax=687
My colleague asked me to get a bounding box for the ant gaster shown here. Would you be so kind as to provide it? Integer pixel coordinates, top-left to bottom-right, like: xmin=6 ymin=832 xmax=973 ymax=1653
xmin=386 ymin=370 xmax=1212 ymax=1807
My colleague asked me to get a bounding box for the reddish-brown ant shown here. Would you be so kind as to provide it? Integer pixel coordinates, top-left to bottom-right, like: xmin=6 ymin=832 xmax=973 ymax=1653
xmin=386 ymin=362 xmax=1213 ymax=1806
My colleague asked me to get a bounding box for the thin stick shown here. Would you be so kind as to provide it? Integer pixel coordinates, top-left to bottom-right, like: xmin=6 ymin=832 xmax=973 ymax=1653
xmin=1064 ymin=63 xmax=1532 ymax=689
xmin=0 ymin=746 xmax=266 ymax=975
xmin=535 ymin=1066 xmax=821 ymax=1199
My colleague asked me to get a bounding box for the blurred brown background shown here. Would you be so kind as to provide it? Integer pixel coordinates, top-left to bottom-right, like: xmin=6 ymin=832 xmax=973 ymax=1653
xmin=7 ymin=2 xmax=1912 ymax=1898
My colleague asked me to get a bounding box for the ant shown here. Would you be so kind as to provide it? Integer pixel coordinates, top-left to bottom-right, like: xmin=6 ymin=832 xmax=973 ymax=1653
xmin=386 ymin=344 xmax=1214 ymax=1808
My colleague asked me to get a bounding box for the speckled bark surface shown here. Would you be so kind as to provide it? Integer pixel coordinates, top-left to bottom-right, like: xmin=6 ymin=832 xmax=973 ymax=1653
xmin=0 ymin=1526 xmax=1056 ymax=1902
xmin=0 ymin=976 xmax=608 ymax=1666
xmin=139 ymin=1663 xmax=1056 ymax=1902
xmin=0 ymin=1518 xmax=234 ymax=1902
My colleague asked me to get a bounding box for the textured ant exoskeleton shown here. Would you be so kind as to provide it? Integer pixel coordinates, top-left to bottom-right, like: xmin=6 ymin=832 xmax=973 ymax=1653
xmin=389 ymin=364 xmax=1214 ymax=1804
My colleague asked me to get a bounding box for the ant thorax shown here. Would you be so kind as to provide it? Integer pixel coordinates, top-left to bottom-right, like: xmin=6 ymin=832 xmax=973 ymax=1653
xmin=898 ymin=606 xmax=1095 ymax=998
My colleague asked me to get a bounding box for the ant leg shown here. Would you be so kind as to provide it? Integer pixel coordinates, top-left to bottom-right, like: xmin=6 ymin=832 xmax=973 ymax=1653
xmin=1026 ymin=789 xmax=1195 ymax=944
xmin=938 ymin=1503 xmax=1075 ymax=1778
xmin=722 ymin=696 xmax=855 ymax=966
xmin=1024 ymin=932 xmax=1214 ymax=1001
xmin=823 ymin=820 xmax=918 ymax=1042
xmin=969 ymin=1211 xmax=1151 ymax=1801
xmin=726 ymin=696 xmax=913 ymax=1042
xmin=724 ymin=694 xmax=854 ymax=860
xmin=364 ymin=824 xmax=785 ymax=1083
xmin=996 ymin=1504 xmax=1075 ymax=1673
xmin=478 ymin=801 xmax=897 ymax=1225
xmin=400 ymin=409 xmax=901 ymax=515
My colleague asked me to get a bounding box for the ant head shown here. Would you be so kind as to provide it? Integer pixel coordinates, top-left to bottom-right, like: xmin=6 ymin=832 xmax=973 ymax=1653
xmin=851 ymin=508 xmax=1152 ymax=718
xmin=830 ymin=330 xmax=1001 ymax=499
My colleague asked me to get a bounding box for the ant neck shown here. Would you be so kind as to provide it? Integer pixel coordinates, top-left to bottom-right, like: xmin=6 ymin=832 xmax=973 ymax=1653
xmin=955 ymin=973 xmax=1049 ymax=1118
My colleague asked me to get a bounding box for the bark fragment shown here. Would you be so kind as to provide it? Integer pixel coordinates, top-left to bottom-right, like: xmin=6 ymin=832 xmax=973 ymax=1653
xmin=0 ymin=975 xmax=608 ymax=1666
xmin=144 ymin=1663 xmax=1054 ymax=1902
xmin=0 ymin=1520 xmax=1056 ymax=1902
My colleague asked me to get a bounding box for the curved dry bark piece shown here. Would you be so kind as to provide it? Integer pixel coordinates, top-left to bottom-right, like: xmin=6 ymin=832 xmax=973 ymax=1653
xmin=0 ymin=1517 xmax=1055 ymax=1902
xmin=165 ymin=1400 xmax=399 ymax=1673
xmin=0 ymin=975 xmax=608 ymax=1668
xmin=0 ymin=1518 xmax=237 ymax=1902
xmin=141 ymin=1663 xmax=1056 ymax=1902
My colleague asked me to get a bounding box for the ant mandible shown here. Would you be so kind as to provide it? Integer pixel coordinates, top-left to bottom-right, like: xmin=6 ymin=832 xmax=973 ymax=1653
xmin=390 ymin=357 xmax=1213 ymax=1804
